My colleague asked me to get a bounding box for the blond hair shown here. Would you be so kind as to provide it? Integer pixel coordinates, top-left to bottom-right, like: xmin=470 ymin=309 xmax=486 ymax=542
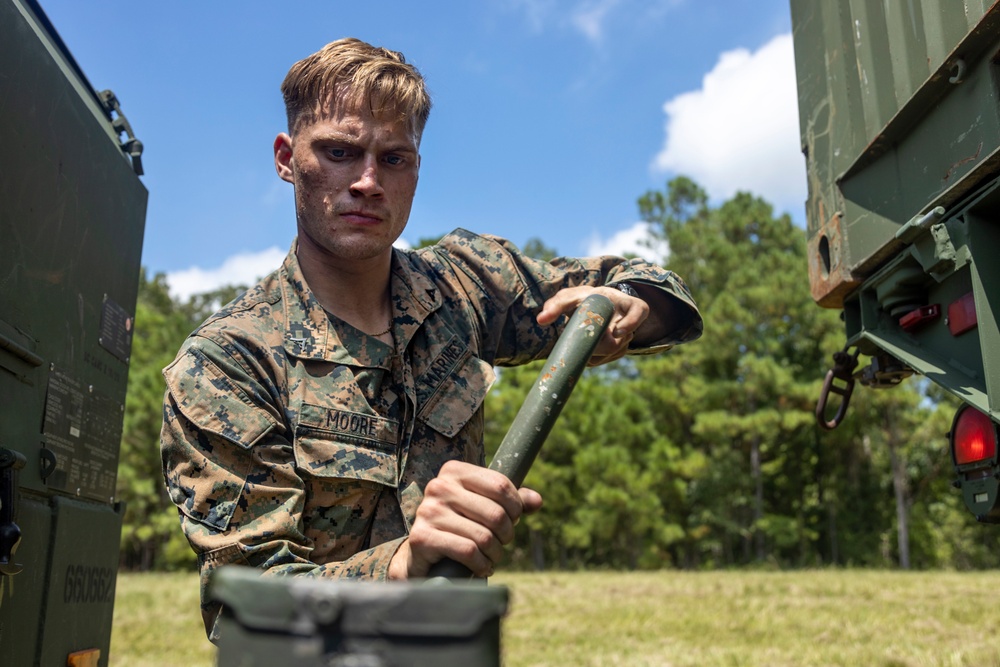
xmin=281 ymin=38 xmax=431 ymax=138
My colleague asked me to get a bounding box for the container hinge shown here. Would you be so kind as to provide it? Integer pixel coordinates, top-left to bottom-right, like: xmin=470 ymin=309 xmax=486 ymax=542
xmin=857 ymin=352 xmax=913 ymax=388
xmin=98 ymin=89 xmax=144 ymax=176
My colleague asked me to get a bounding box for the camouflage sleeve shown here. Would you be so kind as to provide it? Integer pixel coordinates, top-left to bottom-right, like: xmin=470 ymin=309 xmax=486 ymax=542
xmin=160 ymin=336 xmax=404 ymax=637
xmin=433 ymin=229 xmax=702 ymax=365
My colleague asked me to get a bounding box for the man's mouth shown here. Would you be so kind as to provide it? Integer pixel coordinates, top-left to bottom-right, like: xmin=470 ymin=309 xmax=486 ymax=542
xmin=340 ymin=210 xmax=383 ymax=225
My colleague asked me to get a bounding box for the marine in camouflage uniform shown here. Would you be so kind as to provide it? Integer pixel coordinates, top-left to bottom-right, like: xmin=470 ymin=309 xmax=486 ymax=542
xmin=161 ymin=230 xmax=700 ymax=633
xmin=159 ymin=38 xmax=702 ymax=636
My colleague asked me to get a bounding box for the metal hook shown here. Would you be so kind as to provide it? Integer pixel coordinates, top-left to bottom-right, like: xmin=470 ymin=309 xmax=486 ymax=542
xmin=949 ymin=59 xmax=966 ymax=84
xmin=816 ymin=347 xmax=859 ymax=430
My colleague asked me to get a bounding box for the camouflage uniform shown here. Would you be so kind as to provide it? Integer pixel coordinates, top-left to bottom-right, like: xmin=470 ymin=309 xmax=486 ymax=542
xmin=160 ymin=228 xmax=701 ymax=634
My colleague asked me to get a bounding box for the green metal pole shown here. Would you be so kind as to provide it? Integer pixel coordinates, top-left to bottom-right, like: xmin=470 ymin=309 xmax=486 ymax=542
xmin=428 ymin=293 xmax=615 ymax=579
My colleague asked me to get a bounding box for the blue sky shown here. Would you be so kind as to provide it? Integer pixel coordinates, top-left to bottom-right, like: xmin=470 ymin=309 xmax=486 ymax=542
xmin=38 ymin=0 xmax=803 ymax=299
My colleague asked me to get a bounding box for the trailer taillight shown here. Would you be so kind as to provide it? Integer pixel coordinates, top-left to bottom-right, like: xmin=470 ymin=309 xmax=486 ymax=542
xmin=953 ymin=406 xmax=997 ymax=465
xmin=950 ymin=405 xmax=1000 ymax=523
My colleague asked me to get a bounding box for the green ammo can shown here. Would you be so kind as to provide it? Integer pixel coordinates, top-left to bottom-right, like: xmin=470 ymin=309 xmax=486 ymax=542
xmin=211 ymin=566 xmax=509 ymax=667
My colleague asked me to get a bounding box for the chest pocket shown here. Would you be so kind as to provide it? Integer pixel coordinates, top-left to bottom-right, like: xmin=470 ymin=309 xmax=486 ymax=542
xmin=415 ymin=336 xmax=496 ymax=437
xmin=294 ymin=402 xmax=399 ymax=488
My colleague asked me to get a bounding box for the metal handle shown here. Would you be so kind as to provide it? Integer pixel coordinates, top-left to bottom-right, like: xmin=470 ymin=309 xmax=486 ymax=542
xmin=427 ymin=294 xmax=615 ymax=579
xmin=0 ymin=448 xmax=27 ymax=576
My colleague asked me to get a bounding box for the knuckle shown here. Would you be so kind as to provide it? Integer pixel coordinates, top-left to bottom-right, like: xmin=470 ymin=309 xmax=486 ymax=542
xmin=424 ymin=476 xmax=449 ymax=498
xmin=456 ymin=540 xmax=480 ymax=562
xmin=407 ymin=527 xmax=433 ymax=550
xmin=439 ymin=460 xmax=462 ymax=475
xmin=424 ymin=477 xmax=455 ymax=498
xmin=473 ymin=528 xmax=495 ymax=552
xmin=413 ymin=502 xmax=438 ymax=525
xmin=484 ymin=504 xmax=508 ymax=529
xmin=486 ymin=474 xmax=511 ymax=498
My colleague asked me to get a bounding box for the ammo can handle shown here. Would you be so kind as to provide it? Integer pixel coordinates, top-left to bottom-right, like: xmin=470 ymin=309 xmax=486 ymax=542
xmin=427 ymin=293 xmax=615 ymax=580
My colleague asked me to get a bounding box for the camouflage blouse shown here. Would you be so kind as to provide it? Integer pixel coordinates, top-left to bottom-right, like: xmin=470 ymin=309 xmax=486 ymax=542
xmin=160 ymin=229 xmax=702 ymax=634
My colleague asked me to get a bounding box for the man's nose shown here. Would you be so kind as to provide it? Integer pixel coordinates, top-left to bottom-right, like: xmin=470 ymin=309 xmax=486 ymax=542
xmin=350 ymin=156 xmax=384 ymax=197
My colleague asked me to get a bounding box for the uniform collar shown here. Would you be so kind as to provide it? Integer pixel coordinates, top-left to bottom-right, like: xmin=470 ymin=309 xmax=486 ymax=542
xmin=279 ymin=241 xmax=442 ymax=368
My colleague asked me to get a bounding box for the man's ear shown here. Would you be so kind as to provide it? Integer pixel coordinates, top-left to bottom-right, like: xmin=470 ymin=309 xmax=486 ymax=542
xmin=274 ymin=133 xmax=295 ymax=183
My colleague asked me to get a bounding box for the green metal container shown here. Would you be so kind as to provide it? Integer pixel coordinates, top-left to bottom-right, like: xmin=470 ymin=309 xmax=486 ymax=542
xmin=792 ymin=0 xmax=1000 ymax=425
xmin=0 ymin=0 xmax=147 ymax=664
xmin=211 ymin=567 xmax=508 ymax=667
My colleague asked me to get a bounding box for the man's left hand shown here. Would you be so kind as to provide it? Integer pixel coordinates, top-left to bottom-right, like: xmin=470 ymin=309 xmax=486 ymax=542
xmin=536 ymin=285 xmax=658 ymax=366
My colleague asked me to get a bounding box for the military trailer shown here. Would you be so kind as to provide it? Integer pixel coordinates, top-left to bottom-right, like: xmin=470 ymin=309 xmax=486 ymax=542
xmin=0 ymin=0 xmax=147 ymax=664
xmin=790 ymin=1 xmax=1000 ymax=519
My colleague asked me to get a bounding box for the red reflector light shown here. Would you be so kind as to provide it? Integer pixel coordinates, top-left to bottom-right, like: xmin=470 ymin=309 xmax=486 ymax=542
xmin=954 ymin=407 xmax=997 ymax=465
xmin=948 ymin=292 xmax=977 ymax=336
xmin=899 ymin=304 xmax=940 ymax=332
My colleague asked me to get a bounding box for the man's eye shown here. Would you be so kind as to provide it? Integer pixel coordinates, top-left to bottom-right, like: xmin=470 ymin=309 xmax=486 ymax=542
xmin=384 ymin=155 xmax=404 ymax=166
xmin=329 ymin=148 xmax=349 ymax=159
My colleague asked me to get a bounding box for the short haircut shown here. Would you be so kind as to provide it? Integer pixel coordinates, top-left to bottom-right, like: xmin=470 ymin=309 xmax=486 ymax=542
xmin=280 ymin=38 xmax=432 ymax=139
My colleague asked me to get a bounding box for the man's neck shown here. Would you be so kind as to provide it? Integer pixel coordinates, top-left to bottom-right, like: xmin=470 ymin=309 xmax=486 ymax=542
xmin=295 ymin=240 xmax=394 ymax=335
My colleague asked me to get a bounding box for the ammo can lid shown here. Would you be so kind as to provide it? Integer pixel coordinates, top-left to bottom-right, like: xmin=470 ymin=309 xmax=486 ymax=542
xmin=209 ymin=566 xmax=509 ymax=639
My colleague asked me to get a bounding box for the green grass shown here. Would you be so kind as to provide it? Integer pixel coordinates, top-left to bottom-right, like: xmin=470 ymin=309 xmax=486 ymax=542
xmin=111 ymin=570 xmax=1000 ymax=666
xmin=110 ymin=572 xmax=215 ymax=667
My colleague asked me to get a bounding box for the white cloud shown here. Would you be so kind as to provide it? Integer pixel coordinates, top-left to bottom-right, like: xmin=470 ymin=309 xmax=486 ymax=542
xmin=166 ymin=247 xmax=286 ymax=302
xmin=502 ymin=0 xmax=557 ymax=32
xmin=167 ymin=238 xmax=415 ymax=302
xmin=653 ymin=33 xmax=805 ymax=217
xmin=586 ymin=221 xmax=668 ymax=264
xmin=571 ymin=0 xmax=623 ymax=43
xmin=503 ymin=0 xmax=656 ymax=43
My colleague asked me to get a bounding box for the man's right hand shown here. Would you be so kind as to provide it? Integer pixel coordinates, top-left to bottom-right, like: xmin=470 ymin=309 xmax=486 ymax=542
xmin=388 ymin=460 xmax=543 ymax=579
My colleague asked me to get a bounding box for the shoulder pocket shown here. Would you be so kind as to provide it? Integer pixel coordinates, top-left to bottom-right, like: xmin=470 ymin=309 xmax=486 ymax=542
xmin=163 ymin=347 xmax=276 ymax=449
xmin=294 ymin=403 xmax=399 ymax=487
xmin=162 ymin=348 xmax=277 ymax=531
xmin=416 ymin=341 xmax=495 ymax=438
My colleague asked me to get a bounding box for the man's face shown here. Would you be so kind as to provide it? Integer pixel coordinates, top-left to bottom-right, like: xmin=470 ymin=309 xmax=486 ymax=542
xmin=274 ymin=103 xmax=420 ymax=267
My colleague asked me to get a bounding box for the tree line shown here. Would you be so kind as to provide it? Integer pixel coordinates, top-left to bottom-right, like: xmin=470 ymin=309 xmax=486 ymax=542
xmin=118 ymin=176 xmax=1000 ymax=572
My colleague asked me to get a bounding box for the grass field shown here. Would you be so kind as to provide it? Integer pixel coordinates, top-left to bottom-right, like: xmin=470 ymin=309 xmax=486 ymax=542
xmin=110 ymin=569 xmax=1000 ymax=666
